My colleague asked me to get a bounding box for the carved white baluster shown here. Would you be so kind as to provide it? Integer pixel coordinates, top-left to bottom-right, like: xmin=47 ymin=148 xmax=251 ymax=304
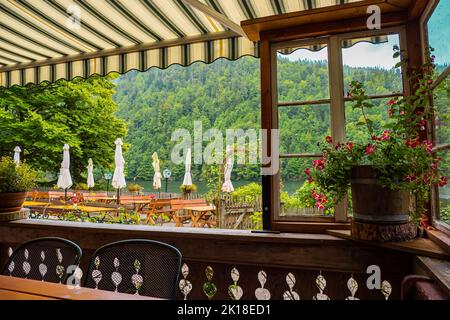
xmin=131 ymin=259 xmax=143 ymax=295
xmin=228 ymin=268 xmax=243 ymax=300
xmin=111 ymin=257 xmax=122 ymax=292
xmin=38 ymin=251 xmax=48 ymax=281
xmin=313 ymin=273 xmax=330 ymax=300
xmin=22 ymin=249 xmax=31 ymax=278
xmin=255 ymin=271 xmax=271 ymax=300
xmin=345 ymin=275 xmax=359 ymax=300
xmin=91 ymin=256 xmax=102 ymax=289
xmin=179 ymin=263 xmax=192 ymax=300
xmin=283 ymin=273 xmax=300 ymax=300
xmin=7 ymin=247 xmax=15 ymax=276
xmin=381 ymin=280 xmax=392 ymax=300
xmin=55 ymin=248 xmax=65 ymax=283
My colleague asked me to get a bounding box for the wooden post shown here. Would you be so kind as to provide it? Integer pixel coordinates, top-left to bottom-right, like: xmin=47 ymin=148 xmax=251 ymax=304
xmin=260 ymin=39 xmax=278 ymax=231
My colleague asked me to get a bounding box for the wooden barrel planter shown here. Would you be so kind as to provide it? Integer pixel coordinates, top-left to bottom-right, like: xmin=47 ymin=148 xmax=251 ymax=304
xmin=350 ymin=165 xmax=417 ymax=242
xmin=0 ymin=192 xmax=28 ymax=221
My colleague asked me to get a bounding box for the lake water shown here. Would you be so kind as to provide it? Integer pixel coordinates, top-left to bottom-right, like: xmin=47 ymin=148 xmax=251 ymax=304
xmin=134 ymin=180 xmax=301 ymax=195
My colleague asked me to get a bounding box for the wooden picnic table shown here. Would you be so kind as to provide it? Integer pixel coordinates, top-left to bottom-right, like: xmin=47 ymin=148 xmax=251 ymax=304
xmin=120 ymin=200 xmax=156 ymax=223
xmin=184 ymin=205 xmax=217 ymax=228
xmin=0 ymin=275 xmax=159 ymax=300
xmin=23 ymin=203 xmax=119 ymax=218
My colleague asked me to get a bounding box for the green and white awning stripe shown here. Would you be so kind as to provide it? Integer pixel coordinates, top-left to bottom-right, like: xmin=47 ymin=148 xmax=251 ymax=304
xmin=0 ymin=37 xmax=259 ymax=87
xmin=0 ymin=0 xmax=365 ymax=88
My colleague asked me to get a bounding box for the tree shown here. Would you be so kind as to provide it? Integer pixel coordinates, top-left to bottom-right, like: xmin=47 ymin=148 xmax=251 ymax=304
xmin=0 ymin=74 xmax=127 ymax=183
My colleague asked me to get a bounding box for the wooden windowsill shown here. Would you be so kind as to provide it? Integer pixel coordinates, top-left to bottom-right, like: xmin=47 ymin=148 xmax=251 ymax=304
xmin=426 ymin=229 xmax=450 ymax=254
xmin=414 ymin=256 xmax=450 ymax=297
xmin=327 ymin=229 xmax=450 ymax=260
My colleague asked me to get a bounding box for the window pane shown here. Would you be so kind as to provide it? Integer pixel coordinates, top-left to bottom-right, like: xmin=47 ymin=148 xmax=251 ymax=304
xmin=278 ymin=158 xmax=334 ymax=218
xmin=342 ymin=34 xmax=403 ymax=96
xmin=427 ymin=0 xmax=450 ymax=67
xmin=346 ymin=98 xmax=394 ymax=144
xmin=438 ymin=149 xmax=450 ymax=226
xmin=279 ymin=104 xmax=331 ymax=154
xmin=434 ymin=76 xmax=450 ymax=145
xmin=277 ymin=45 xmax=329 ymax=102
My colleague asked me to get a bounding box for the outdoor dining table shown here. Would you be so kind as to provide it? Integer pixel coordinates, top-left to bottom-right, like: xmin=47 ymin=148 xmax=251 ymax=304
xmin=23 ymin=202 xmax=119 ymax=217
xmin=0 ymin=275 xmax=159 ymax=300
xmin=183 ymin=205 xmax=217 ymax=228
xmin=119 ymin=200 xmax=155 ymax=222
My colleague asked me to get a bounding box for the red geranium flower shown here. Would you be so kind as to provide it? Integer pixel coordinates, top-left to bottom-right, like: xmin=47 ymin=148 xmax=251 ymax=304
xmin=381 ymin=130 xmax=390 ymax=141
xmin=387 ymin=99 xmax=396 ymax=106
xmin=312 ymin=159 xmax=325 ymax=171
xmin=422 ymin=140 xmax=433 ymax=153
xmin=438 ymin=176 xmax=448 ymax=187
xmin=365 ymin=144 xmax=375 ymax=155
xmin=304 ymin=168 xmax=311 ymax=176
xmin=346 ymin=142 xmax=354 ymax=151
xmin=325 ymin=136 xmax=333 ymax=144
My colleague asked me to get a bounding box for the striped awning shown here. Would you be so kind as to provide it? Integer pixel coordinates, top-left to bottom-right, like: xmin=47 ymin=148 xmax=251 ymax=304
xmin=0 ymin=0 xmax=367 ymax=88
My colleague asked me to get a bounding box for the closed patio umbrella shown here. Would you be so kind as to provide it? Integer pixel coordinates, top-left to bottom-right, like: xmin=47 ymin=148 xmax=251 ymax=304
xmin=112 ymin=138 xmax=126 ymax=203
xmin=13 ymin=146 xmax=21 ymax=165
xmin=152 ymin=152 xmax=162 ymax=192
xmin=87 ymin=158 xmax=95 ymax=190
xmin=57 ymin=144 xmax=73 ymax=201
xmin=222 ymin=145 xmax=234 ymax=193
xmin=182 ymin=148 xmax=192 ymax=187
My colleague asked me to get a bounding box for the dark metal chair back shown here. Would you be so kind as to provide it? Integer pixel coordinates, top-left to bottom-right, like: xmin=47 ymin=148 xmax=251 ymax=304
xmin=2 ymin=237 xmax=82 ymax=284
xmin=84 ymin=240 xmax=182 ymax=299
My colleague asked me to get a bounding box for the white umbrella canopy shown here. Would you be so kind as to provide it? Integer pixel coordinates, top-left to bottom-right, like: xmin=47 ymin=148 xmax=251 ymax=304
xmin=182 ymin=148 xmax=192 ymax=186
xmin=13 ymin=146 xmax=21 ymax=165
xmin=222 ymin=145 xmax=234 ymax=193
xmin=57 ymin=144 xmax=73 ymax=190
xmin=152 ymin=152 xmax=162 ymax=190
xmin=87 ymin=158 xmax=95 ymax=189
xmin=112 ymin=138 xmax=126 ymax=190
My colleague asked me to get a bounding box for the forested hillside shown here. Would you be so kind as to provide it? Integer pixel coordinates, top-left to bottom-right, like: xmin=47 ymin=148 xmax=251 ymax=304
xmin=113 ymin=56 xmax=406 ymax=182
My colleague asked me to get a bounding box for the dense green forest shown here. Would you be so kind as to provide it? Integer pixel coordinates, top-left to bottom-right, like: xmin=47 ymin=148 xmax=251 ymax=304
xmin=114 ymin=56 xmax=406 ymax=183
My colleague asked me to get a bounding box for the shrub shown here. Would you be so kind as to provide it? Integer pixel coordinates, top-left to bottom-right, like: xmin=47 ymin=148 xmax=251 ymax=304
xmin=0 ymin=157 xmax=37 ymax=193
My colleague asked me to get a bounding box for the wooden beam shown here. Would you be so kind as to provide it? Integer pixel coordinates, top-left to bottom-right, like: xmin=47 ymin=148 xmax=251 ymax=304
xmin=241 ymin=0 xmax=414 ymax=41
xmin=259 ymin=11 xmax=408 ymax=42
xmin=180 ymin=0 xmax=247 ymax=38
xmin=0 ymin=30 xmax=239 ymax=73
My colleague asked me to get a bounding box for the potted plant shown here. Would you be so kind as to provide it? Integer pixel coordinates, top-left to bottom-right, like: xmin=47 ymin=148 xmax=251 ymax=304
xmin=306 ymin=47 xmax=447 ymax=242
xmin=0 ymin=157 xmax=37 ymax=218
xmin=127 ymin=183 xmax=144 ymax=195
xmin=180 ymin=184 xmax=197 ymax=195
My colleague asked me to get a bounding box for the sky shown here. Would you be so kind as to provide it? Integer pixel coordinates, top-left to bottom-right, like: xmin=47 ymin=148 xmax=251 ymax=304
xmin=427 ymin=0 xmax=450 ymax=66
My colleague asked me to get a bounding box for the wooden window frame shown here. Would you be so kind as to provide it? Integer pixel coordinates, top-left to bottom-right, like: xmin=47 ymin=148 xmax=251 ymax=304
xmin=420 ymin=0 xmax=450 ymax=235
xmin=263 ymin=26 xmax=408 ymax=233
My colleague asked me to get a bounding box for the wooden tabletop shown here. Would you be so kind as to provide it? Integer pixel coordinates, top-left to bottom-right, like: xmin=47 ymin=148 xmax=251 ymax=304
xmin=24 ymin=204 xmax=117 ymax=213
xmin=0 ymin=276 xmax=160 ymax=300
xmin=184 ymin=206 xmax=216 ymax=212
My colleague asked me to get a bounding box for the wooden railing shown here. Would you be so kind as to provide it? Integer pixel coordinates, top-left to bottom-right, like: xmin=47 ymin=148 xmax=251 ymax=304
xmin=0 ymin=219 xmax=415 ymax=300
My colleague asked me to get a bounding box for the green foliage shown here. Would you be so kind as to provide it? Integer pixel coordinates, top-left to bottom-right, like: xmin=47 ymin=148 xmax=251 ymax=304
xmin=74 ymin=182 xmax=89 ymax=191
xmin=249 ymin=211 xmax=263 ymax=230
xmin=232 ymin=183 xmax=261 ymax=202
xmin=0 ymin=75 xmax=127 ymax=183
xmin=0 ymin=157 xmax=37 ymax=192
xmin=180 ymin=184 xmax=197 ymax=193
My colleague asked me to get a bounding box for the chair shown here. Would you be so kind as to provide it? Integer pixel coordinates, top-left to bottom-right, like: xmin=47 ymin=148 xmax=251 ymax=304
xmin=84 ymin=240 xmax=182 ymax=299
xmin=2 ymin=237 xmax=82 ymax=284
